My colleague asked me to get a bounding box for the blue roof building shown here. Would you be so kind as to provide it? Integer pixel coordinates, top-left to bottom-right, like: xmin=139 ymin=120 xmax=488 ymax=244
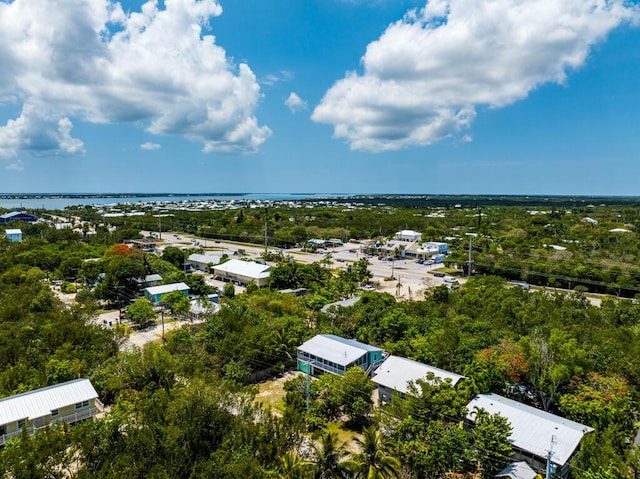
xmin=0 ymin=211 xmax=38 ymax=223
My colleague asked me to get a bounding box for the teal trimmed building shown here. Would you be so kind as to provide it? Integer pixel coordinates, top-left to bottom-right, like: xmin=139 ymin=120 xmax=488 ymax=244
xmin=143 ymin=282 xmax=189 ymax=304
xmin=297 ymin=334 xmax=384 ymax=377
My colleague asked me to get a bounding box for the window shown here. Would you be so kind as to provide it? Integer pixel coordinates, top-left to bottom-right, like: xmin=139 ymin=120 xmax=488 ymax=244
xmin=17 ymin=419 xmax=26 ymax=429
xmin=0 ymin=425 xmax=5 ymax=436
xmin=75 ymin=400 xmax=89 ymax=410
xmin=51 ymin=409 xmax=59 ymax=418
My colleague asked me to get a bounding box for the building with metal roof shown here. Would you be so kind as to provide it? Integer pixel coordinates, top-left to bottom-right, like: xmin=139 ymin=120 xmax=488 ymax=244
xmin=144 ymin=282 xmax=190 ymax=304
xmin=394 ymin=230 xmax=422 ymax=242
xmin=496 ymin=461 xmax=538 ymax=479
xmin=466 ymin=393 xmax=594 ymax=477
xmin=297 ymin=334 xmax=384 ymax=377
xmin=213 ymin=259 xmax=271 ymax=287
xmin=320 ymin=296 xmax=361 ymax=314
xmin=186 ymin=253 xmax=222 ymax=272
xmin=4 ymin=228 xmax=22 ymax=243
xmin=372 ymin=355 xmax=465 ymax=403
xmin=0 ymin=379 xmax=100 ymax=446
xmin=0 ymin=211 xmax=38 ymax=223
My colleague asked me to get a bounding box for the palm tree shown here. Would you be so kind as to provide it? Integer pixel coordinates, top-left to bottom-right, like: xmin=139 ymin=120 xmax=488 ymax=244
xmin=312 ymin=430 xmax=350 ymax=479
xmin=275 ymin=450 xmax=313 ymax=479
xmin=344 ymin=426 xmax=400 ymax=479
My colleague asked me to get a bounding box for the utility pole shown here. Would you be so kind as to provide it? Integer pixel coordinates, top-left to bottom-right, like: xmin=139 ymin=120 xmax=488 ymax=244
xmin=264 ymin=208 xmax=268 ymax=255
xmin=158 ymin=215 xmax=162 ymax=241
xmin=468 ymin=235 xmax=472 ymax=278
xmin=546 ymin=435 xmax=557 ymax=479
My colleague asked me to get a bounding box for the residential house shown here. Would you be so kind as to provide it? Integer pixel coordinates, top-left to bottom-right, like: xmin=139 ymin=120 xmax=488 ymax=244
xmin=144 ymin=282 xmax=190 ymax=304
xmin=0 ymin=379 xmax=101 ymax=446
xmin=496 ymin=461 xmax=539 ymax=479
xmin=466 ymin=393 xmax=594 ymax=478
xmin=136 ymin=274 xmax=163 ymax=289
xmin=297 ymin=334 xmax=384 ymax=377
xmin=320 ymin=296 xmax=361 ymax=314
xmin=4 ymin=229 xmax=22 ymax=243
xmin=213 ymin=259 xmax=271 ymax=287
xmin=372 ymin=355 xmax=465 ymax=403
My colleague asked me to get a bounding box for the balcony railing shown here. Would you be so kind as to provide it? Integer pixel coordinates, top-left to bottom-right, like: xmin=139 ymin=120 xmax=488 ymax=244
xmin=0 ymin=407 xmax=98 ymax=446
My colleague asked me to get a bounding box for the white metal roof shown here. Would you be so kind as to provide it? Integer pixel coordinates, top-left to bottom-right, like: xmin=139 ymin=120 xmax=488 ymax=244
xmin=372 ymin=355 xmax=464 ymax=394
xmin=5 ymin=229 xmax=22 ymax=235
xmin=0 ymin=379 xmax=98 ymax=425
xmin=320 ymin=296 xmax=361 ymax=313
xmin=187 ymin=253 xmax=221 ymax=265
xmin=145 ymin=274 xmax=163 ymax=282
xmin=496 ymin=461 xmax=538 ymax=479
xmin=466 ymin=393 xmax=594 ymax=466
xmin=213 ymin=259 xmax=271 ymax=279
xmin=297 ymin=334 xmax=380 ymax=367
xmin=144 ymin=282 xmax=190 ymax=296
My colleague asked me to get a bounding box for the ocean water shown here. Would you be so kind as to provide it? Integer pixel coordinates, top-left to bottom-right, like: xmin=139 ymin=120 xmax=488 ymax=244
xmin=0 ymin=193 xmax=345 ymax=210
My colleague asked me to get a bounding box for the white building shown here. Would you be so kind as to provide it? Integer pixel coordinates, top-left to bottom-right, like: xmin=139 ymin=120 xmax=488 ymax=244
xmin=186 ymin=253 xmax=222 ymax=271
xmin=466 ymin=393 xmax=594 ymax=477
xmin=213 ymin=259 xmax=271 ymax=287
xmin=372 ymin=355 xmax=464 ymax=403
xmin=4 ymin=229 xmax=22 ymax=243
xmin=416 ymin=241 xmax=449 ymax=260
xmin=394 ymin=230 xmax=422 ymax=242
xmin=0 ymin=379 xmax=101 ymax=446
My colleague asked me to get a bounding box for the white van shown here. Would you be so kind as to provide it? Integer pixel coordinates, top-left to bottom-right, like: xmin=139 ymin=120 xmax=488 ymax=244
xmin=443 ymin=276 xmax=457 ymax=284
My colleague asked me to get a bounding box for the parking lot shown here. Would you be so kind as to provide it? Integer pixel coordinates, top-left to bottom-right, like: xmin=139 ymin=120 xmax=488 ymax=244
xmin=140 ymin=231 xmax=465 ymax=299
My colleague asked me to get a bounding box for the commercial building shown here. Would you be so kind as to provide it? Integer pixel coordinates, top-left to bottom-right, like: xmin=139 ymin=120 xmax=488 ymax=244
xmin=213 ymin=259 xmax=271 ymax=287
xmin=416 ymin=241 xmax=449 ymax=260
xmin=466 ymin=393 xmax=594 ymax=477
xmin=144 ymin=282 xmax=190 ymax=304
xmin=186 ymin=253 xmax=222 ymax=272
xmin=4 ymin=229 xmax=22 ymax=243
xmin=372 ymin=355 xmax=464 ymax=403
xmin=0 ymin=379 xmax=101 ymax=446
xmin=394 ymin=230 xmax=422 ymax=242
xmin=297 ymin=334 xmax=384 ymax=377
xmin=0 ymin=211 xmax=38 ymax=223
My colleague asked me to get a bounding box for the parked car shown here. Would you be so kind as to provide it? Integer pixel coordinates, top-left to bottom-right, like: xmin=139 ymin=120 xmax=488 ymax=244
xmin=433 ymin=272 xmax=445 ymax=277
xmin=444 ymin=276 xmax=457 ymax=284
xmin=425 ymin=259 xmax=435 ymax=265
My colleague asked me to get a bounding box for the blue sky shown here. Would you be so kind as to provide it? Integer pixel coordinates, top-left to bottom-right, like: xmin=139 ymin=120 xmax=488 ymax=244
xmin=1 ymin=0 xmax=639 ymax=195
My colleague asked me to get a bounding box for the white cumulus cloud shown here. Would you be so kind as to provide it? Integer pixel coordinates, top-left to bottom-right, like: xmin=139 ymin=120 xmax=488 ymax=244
xmin=0 ymin=0 xmax=270 ymax=160
xmin=141 ymin=142 xmax=161 ymax=151
xmin=285 ymin=92 xmax=308 ymax=113
xmin=312 ymin=0 xmax=639 ymax=152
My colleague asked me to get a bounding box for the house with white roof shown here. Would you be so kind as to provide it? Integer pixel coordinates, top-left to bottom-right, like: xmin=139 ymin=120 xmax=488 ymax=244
xmin=466 ymin=393 xmax=594 ymax=477
xmin=496 ymin=461 xmax=538 ymax=479
xmin=0 ymin=378 xmax=101 ymax=446
xmin=136 ymin=274 xmax=163 ymax=289
xmin=297 ymin=334 xmax=385 ymax=377
xmin=4 ymin=229 xmax=22 ymax=243
xmin=213 ymin=259 xmax=271 ymax=287
xmin=372 ymin=355 xmax=465 ymax=403
xmin=144 ymin=282 xmax=190 ymax=304
xmin=186 ymin=253 xmax=221 ymax=272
